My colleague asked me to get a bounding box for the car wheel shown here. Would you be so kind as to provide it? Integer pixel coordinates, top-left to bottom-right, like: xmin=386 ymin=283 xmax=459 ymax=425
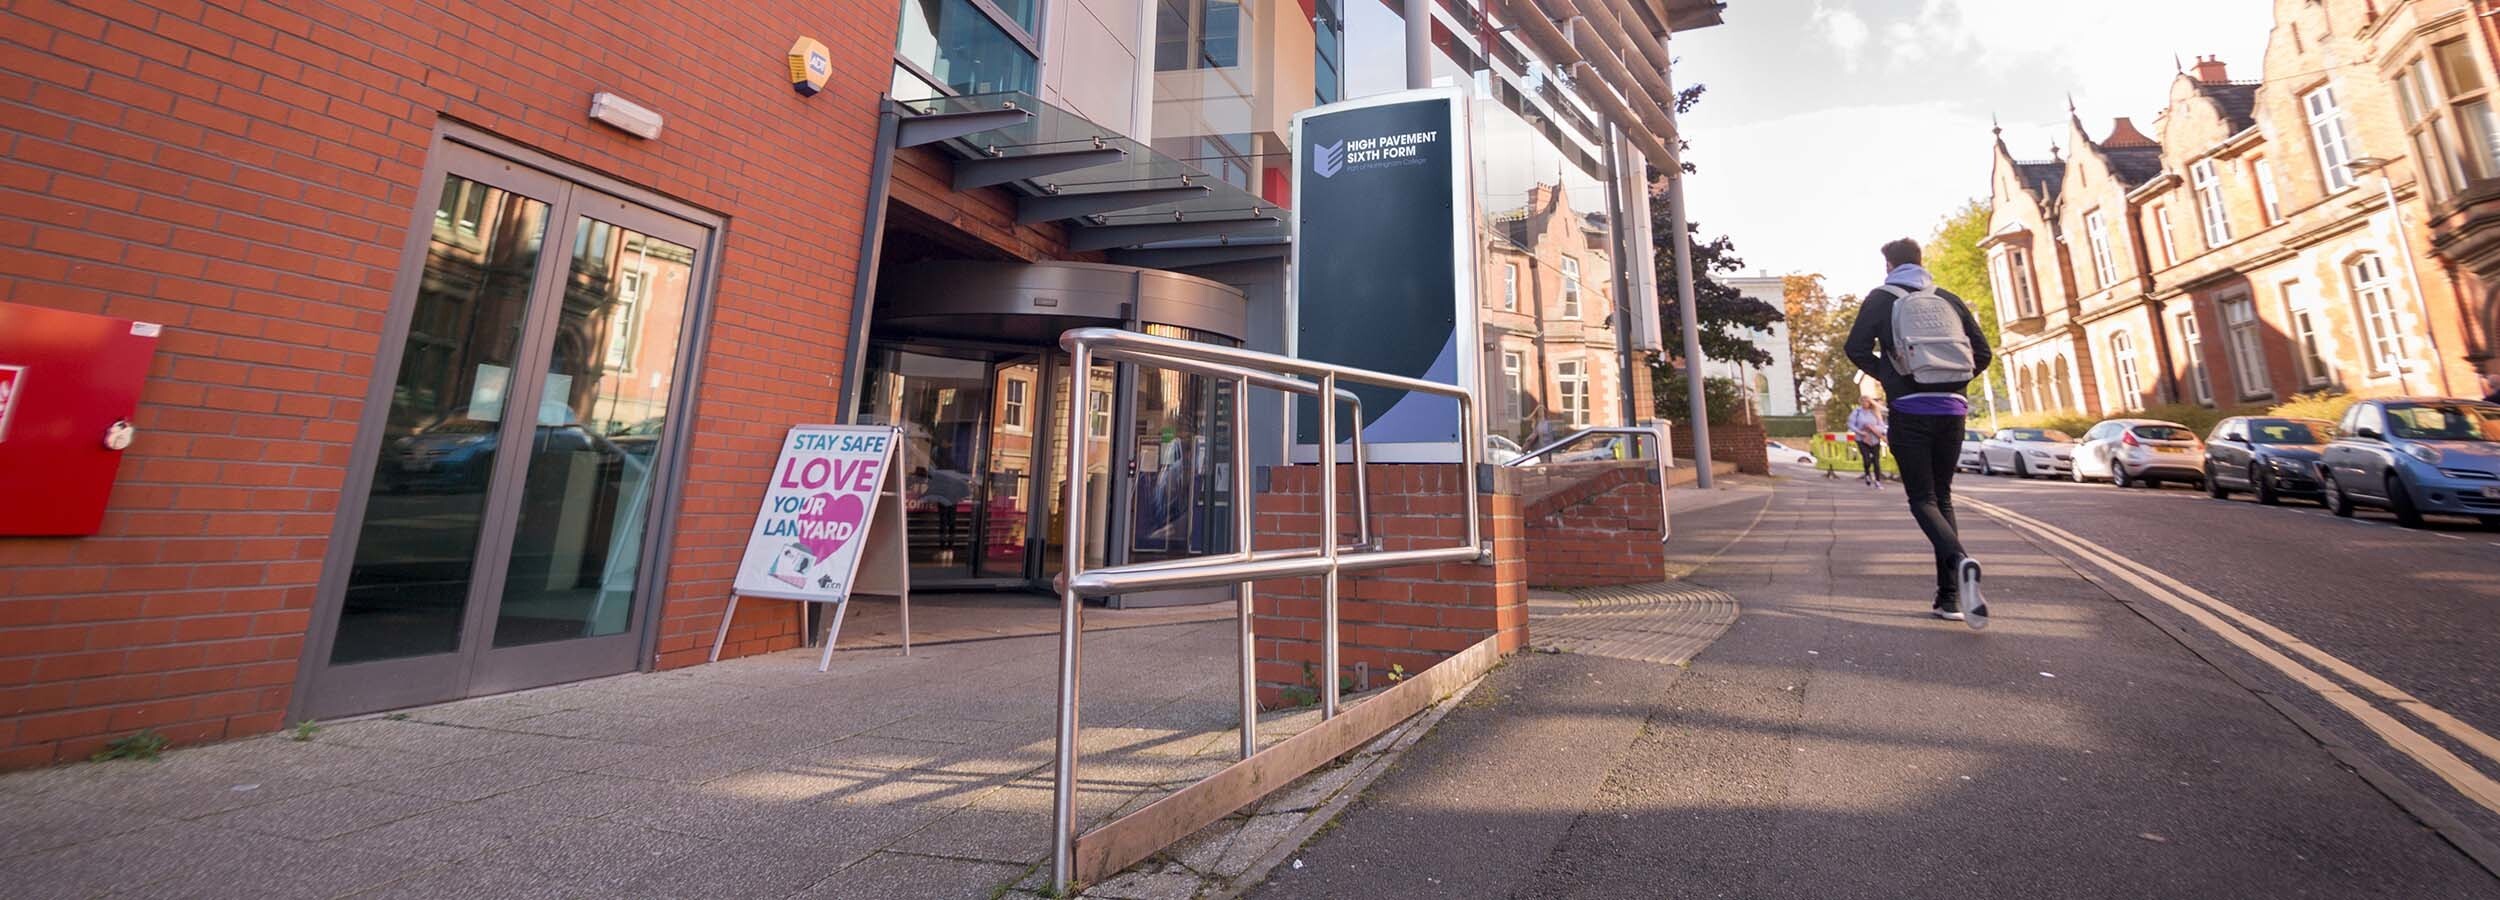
xmin=2481 ymin=515 xmax=2500 ymax=530
xmin=2015 ymin=456 xmax=2031 ymax=479
xmin=2112 ymin=465 xmax=2134 ymax=489
xmin=1981 ymin=455 xmax=1997 ymax=476
xmin=2323 ymin=469 xmax=2355 ymax=517
xmin=2251 ymin=463 xmax=2279 ymax=506
xmin=2205 ymin=464 xmax=2228 ymax=499
xmin=2386 ymin=473 xmax=2426 ymax=528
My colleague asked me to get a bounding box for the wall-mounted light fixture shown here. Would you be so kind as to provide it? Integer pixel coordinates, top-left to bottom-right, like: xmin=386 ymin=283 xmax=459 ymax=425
xmin=589 ymin=92 xmax=663 ymax=140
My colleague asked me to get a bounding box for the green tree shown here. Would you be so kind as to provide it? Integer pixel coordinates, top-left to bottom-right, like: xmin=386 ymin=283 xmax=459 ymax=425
xmin=1653 ymin=212 xmax=1783 ymax=367
xmin=1922 ymin=198 xmax=2008 ymax=408
xmin=1648 ymin=77 xmax=1783 ymax=369
xmin=1783 ymin=274 xmax=1850 ymax=410
xmin=1813 ymin=294 xmax=1865 ymax=428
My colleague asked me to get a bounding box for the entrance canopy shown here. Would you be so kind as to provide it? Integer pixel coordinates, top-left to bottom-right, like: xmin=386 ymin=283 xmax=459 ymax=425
xmin=893 ymin=92 xmax=1288 ymax=265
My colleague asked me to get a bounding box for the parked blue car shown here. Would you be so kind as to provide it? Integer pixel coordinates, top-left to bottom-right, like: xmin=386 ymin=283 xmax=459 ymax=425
xmin=2317 ymin=397 xmax=2500 ymax=527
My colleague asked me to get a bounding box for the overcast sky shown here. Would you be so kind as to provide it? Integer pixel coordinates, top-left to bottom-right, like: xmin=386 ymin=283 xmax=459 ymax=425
xmin=1670 ymin=0 xmax=2275 ymax=295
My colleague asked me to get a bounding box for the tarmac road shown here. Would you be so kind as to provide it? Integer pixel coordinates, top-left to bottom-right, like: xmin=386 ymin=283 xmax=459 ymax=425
xmin=1249 ymin=472 xmax=2500 ymax=899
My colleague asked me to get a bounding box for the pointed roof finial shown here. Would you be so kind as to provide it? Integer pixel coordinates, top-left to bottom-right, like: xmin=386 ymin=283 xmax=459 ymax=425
xmin=2174 ymin=52 xmax=2184 ymax=72
xmin=2067 ymin=92 xmax=2079 ymax=117
xmin=1992 ymin=112 xmax=2003 ymax=139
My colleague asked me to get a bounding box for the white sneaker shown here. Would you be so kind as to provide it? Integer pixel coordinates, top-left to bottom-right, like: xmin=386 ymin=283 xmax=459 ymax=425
xmin=1931 ymin=609 xmax=1966 ymax=621
xmin=1957 ymin=558 xmax=1988 ymax=630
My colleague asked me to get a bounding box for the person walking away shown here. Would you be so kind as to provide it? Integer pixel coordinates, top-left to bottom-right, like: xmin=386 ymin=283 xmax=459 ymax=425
xmin=1848 ymin=397 xmax=1887 ymax=486
xmin=1845 ymin=239 xmax=1995 ymax=626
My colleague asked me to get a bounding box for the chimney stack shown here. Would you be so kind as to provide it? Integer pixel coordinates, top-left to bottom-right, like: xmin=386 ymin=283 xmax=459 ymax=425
xmin=2104 ymin=117 xmax=2156 ymax=149
xmin=2192 ymin=55 xmax=2230 ymax=84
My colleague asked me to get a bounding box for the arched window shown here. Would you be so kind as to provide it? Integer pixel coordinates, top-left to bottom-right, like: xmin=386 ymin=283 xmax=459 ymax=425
xmin=2052 ymin=357 xmax=2076 ymax=412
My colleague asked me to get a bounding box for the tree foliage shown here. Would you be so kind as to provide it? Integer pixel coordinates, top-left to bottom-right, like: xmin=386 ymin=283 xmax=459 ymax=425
xmin=1922 ymin=198 xmax=2009 ymax=406
xmin=1814 ymin=294 xmax=1866 ymax=427
xmin=1782 ymin=274 xmax=1855 ymax=412
xmin=1652 ymin=204 xmax=1783 ymax=368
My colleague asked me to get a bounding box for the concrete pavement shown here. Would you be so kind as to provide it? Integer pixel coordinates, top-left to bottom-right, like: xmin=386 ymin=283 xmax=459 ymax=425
xmin=1254 ymin=474 xmax=2500 ymax=898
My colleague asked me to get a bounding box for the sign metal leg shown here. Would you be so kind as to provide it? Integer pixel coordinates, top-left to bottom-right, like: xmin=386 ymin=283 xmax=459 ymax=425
xmin=819 ymin=598 xmax=849 ymax=673
xmin=707 ymin=594 xmax=740 ymax=663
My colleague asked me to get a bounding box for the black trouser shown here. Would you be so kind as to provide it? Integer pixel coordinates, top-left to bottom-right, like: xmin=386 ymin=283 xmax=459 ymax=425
xmin=1856 ymin=439 xmax=1882 ymax=480
xmin=1886 ymin=411 xmax=1968 ymax=601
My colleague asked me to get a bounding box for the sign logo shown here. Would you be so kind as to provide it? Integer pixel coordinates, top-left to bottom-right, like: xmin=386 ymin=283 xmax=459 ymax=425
xmin=1312 ymin=140 xmax=1346 ymax=178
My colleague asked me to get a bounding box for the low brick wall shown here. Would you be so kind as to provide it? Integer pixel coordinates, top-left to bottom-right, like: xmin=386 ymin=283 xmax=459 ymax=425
xmin=1251 ymin=464 xmax=1525 ymax=707
xmin=1521 ymin=462 xmax=1667 ymax=588
xmin=1670 ymin=420 xmax=1769 ymax=475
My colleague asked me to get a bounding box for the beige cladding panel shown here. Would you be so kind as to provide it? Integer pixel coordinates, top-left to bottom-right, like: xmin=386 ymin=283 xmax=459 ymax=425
xmin=1044 ymin=0 xmax=1148 ymax=135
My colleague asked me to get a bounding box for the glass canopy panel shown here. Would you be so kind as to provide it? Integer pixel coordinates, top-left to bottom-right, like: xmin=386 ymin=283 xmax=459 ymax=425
xmin=897 ymin=91 xmax=1284 ymax=244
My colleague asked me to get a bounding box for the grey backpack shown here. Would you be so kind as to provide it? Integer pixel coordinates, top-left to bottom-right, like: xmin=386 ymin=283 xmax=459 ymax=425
xmin=1885 ymin=284 xmax=1976 ymax=383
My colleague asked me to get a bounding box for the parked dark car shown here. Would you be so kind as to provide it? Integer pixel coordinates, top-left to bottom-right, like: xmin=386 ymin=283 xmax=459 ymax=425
xmin=2317 ymin=397 xmax=2500 ymax=527
xmin=2203 ymin=416 xmax=2334 ymax=505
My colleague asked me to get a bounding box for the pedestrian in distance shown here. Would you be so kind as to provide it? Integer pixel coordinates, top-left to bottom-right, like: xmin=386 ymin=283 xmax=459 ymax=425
xmin=1845 ymin=238 xmax=1996 ymax=628
xmin=1848 ymin=396 xmax=1887 ymax=487
xmin=2483 ymin=372 xmax=2500 ymax=404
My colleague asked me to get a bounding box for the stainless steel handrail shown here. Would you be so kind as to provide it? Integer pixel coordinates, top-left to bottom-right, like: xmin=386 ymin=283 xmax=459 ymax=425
xmin=1135 ymin=355 xmax=1373 ymax=551
xmin=1050 ymin=327 xmax=1484 ymax=895
xmin=1501 ymin=423 xmax=1674 ymax=543
xmin=1507 ymin=424 xmax=1676 ymax=468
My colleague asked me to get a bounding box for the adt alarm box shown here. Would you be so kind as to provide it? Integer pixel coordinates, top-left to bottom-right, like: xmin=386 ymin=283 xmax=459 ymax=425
xmin=0 ymin=303 xmax=161 ymax=536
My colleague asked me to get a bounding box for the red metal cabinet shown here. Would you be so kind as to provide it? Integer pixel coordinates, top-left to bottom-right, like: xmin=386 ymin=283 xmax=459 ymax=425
xmin=0 ymin=303 xmax=162 ymax=536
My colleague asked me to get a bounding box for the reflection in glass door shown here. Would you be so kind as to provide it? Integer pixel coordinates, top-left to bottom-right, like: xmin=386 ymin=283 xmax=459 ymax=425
xmin=331 ymin=173 xmax=550 ymax=666
xmin=308 ymin=146 xmax=710 ymax=717
xmin=487 ymin=217 xmax=696 ymax=650
xmin=1041 ymin=358 xmax=1117 ymax=580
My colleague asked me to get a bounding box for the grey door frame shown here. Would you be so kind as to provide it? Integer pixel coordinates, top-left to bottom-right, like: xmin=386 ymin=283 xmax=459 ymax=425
xmin=288 ymin=124 xmax=725 ymax=721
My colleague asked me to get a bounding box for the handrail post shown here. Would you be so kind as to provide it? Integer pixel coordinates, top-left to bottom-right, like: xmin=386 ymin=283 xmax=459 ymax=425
xmin=1653 ymin=421 xmax=1673 ymax=543
xmin=1318 ymin=371 xmax=1341 ymax=720
xmin=1346 ymin=394 xmax=1372 ymax=550
xmin=1232 ymin=376 xmax=1257 ymax=759
xmin=1051 ymin=342 xmax=1091 ymax=897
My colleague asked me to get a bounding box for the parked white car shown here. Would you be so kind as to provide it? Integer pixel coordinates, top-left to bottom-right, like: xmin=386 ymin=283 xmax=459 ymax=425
xmin=1956 ymin=428 xmax=1988 ymax=473
xmin=1765 ymin=440 xmax=1814 ymax=465
xmin=2073 ymin=418 xmax=2206 ymax=488
xmin=1978 ymin=428 xmax=2076 ymax=478
xmin=1485 ymin=434 xmax=1526 ymax=465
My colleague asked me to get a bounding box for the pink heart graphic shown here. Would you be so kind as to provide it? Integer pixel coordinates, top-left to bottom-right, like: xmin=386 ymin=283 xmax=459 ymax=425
xmin=798 ymin=491 xmax=866 ymax=560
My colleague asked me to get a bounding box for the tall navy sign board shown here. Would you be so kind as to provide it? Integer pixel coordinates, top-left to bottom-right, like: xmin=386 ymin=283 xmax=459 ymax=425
xmin=1288 ymin=88 xmax=1480 ymax=463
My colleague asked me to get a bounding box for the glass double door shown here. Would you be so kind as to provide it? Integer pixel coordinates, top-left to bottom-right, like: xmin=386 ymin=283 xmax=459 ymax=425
xmin=303 ymin=144 xmax=708 ymax=717
xmin=859 ymin=338 xmax=1236 ymax=591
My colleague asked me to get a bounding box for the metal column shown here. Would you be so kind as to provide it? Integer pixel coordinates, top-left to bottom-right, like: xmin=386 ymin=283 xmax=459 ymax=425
xmin=1405 ymin=0 xmax=1432 ymax=88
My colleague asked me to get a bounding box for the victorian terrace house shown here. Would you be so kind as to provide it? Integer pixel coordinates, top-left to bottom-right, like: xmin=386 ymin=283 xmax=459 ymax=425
xmin=1983 ymin=0 xmax=2496 ymax=418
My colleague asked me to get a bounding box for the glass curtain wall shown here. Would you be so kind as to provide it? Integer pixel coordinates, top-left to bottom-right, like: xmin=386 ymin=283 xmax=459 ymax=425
xmin=1337 ymin=0 xmax=1629 ymax=445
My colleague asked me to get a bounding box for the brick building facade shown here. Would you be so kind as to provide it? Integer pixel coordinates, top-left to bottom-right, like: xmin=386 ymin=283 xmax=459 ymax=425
xmin=1985 ymin=0 xmax=2500 ymax=419
xmin=0 ymin=0 xmax=914 ymax=766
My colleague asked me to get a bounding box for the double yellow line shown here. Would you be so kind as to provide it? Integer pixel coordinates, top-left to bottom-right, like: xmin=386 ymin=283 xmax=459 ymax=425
xmin=1966 ymin=497 xmax=2500 ymax=818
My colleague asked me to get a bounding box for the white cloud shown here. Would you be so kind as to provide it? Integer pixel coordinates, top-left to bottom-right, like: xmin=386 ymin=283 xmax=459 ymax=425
xmin=1809 ymin=3 xmax=1873 ymax=70
xmin=1670 ymin=0 xmax=2274 ymax=283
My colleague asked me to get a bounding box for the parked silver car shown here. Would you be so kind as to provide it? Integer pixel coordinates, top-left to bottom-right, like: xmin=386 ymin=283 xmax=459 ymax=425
xmin=2073 ymin=418 xmax=2205 ymax=488
xmin=2203 ymin=416 xmax=2334 ymax=505
xmin=1955 ymin=428 xmax=1988 ymax=473
xmin=2317 ymin=398 xmax=2500 ymax=527
xmin=1977 ymin=428 xmax=2075 ymax=478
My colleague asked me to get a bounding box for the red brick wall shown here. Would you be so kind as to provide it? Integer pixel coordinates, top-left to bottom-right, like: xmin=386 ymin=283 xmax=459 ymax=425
xmin=1250 ymin=464 xmax=1525 ymax=706
xmin=0 ymin=0 xmax=898 ymax=766
xmin=1670 ymin=420 xmax=1768 ymax=474
xmin=1521 ymin=463 xmax=1666 ymax=588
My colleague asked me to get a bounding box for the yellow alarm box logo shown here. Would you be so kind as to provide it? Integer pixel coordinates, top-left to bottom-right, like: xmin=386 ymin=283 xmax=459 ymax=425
xmin=789 ymin=37 xmax=832 ymax=96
